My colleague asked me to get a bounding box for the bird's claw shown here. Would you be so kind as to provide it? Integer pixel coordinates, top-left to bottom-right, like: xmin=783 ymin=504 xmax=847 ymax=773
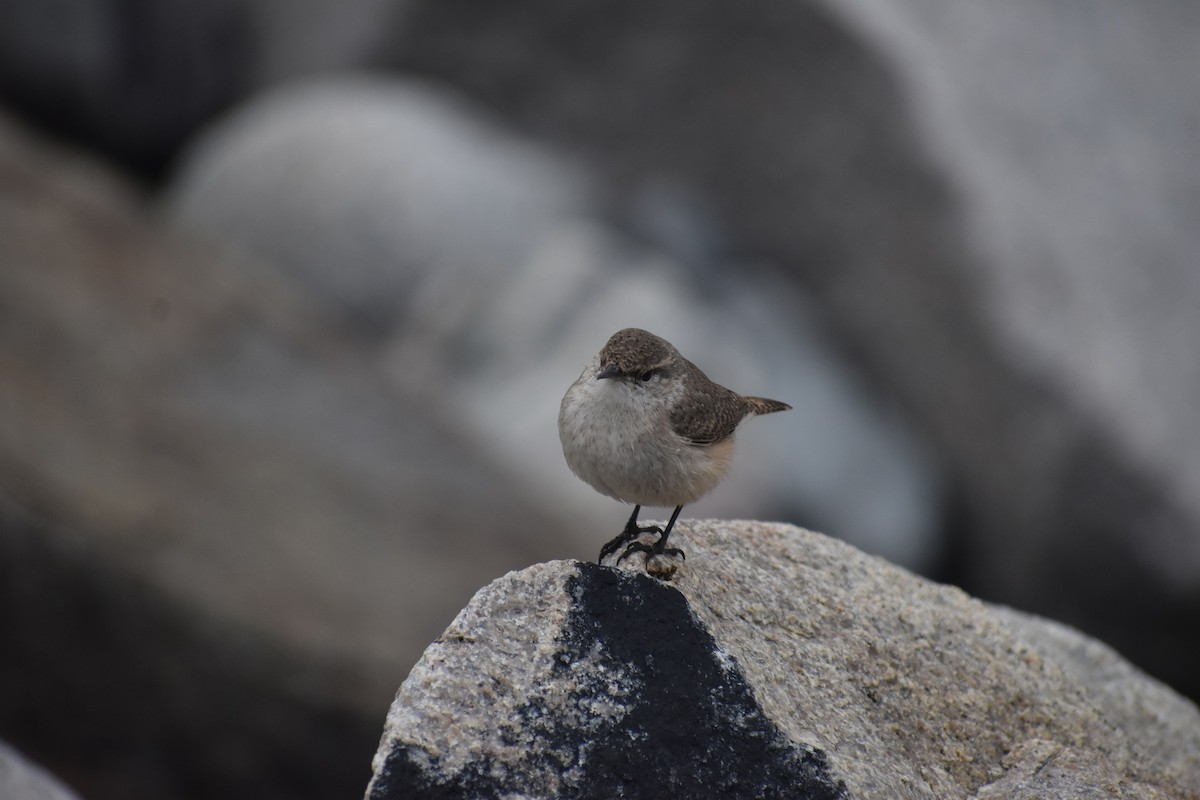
xmin=615 ymin=540 xmax=686 ymax=565
xmin=597 ymin=524 xmax=663 ymax=563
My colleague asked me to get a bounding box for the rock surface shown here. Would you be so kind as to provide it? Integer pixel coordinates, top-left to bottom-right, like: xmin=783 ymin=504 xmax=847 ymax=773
xmin=366 ymin=521 xmax=1200 ymax=799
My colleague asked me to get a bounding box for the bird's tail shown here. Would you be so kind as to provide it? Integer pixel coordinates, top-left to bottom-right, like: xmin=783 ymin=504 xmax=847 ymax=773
xmin=744 ymin=396 xmax=792 ymax=415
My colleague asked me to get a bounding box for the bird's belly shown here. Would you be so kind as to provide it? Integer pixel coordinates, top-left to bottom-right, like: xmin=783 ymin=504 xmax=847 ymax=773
xmin=559 ymin=390 xmax=734 ymax=507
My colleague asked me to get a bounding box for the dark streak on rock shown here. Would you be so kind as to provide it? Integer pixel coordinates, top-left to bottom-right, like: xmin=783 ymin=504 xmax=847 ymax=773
xmin=369 ymin=562 xmax=848 ymax=799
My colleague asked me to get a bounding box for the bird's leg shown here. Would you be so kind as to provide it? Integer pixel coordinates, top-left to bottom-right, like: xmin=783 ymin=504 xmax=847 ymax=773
xmin=597 ymin=505 xmax=663 ymax=563
xmin=617 ymin=505 xmax=686 ymax=564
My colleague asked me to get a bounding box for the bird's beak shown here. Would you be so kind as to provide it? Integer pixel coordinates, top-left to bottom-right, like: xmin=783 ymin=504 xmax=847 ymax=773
xmin=596 ymin=364 xmax=621 ymax=380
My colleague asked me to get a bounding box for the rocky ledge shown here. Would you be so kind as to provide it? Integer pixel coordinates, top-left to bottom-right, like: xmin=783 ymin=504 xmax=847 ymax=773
xmin=365 ymin=520 xmax=1200 ymax=799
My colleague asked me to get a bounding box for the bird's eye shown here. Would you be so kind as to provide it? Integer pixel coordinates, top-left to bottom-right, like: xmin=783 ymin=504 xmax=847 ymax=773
xmin=640 ymin=369 xmax=656 ymax=382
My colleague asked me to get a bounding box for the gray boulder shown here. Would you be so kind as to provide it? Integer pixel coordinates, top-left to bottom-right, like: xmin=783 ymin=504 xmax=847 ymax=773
xmin=366 ymin=521 xmax=1200 ymax=799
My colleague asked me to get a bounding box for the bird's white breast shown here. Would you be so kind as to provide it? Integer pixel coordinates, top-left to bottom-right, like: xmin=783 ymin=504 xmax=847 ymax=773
xmin=557 ymin=365 xmax=735 ymax=507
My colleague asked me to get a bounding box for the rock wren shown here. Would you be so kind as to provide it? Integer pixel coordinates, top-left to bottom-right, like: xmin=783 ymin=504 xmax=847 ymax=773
xmin=559 ymin=328 xmax=791 ymax=567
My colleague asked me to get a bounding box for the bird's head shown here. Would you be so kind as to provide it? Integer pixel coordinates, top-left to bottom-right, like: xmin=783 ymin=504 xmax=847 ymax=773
xmin=595 ymin=328 xmax=679 ymax=386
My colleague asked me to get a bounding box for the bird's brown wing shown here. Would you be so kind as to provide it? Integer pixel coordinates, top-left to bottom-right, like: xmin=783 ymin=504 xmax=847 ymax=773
xmin=669 ymin=378 xmax=753 ymax=446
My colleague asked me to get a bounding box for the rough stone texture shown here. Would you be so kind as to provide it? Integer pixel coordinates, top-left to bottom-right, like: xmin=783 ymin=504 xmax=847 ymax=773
xmin=388 ymin=0 xmax=1200 ymax=699
xmin=367 ymin=521 xmax=1200 ymax=799
xmin=0 ymin=743 xmax=81 ymax=800
xmin=369 ymin=559 xmax=847 ymax=800
xmin=992 ymin=604 xmax=1200 ymax=775
xmin=0 ymin=111 xmax=578 ymax=800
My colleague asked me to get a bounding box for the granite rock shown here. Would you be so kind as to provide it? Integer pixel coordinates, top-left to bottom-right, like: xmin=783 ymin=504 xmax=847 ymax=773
xmin=367 ymin=521 xmax=1200 ymax=799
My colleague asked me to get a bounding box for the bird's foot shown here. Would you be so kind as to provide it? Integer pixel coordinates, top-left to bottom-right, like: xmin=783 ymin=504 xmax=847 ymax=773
xmin=597 ymin=522 xmax=663 ymax=564
xmin=615 ymin=538 xmax=686 ymax=565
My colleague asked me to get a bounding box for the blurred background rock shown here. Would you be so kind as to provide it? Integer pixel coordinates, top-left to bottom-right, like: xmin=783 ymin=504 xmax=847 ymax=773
xmin=1 ymin=1 xmax=1197 ymax=799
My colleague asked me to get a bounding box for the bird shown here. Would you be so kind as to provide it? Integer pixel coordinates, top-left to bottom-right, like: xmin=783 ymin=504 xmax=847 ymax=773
xmin=558 ymin=327 xmax=790 ymax=567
